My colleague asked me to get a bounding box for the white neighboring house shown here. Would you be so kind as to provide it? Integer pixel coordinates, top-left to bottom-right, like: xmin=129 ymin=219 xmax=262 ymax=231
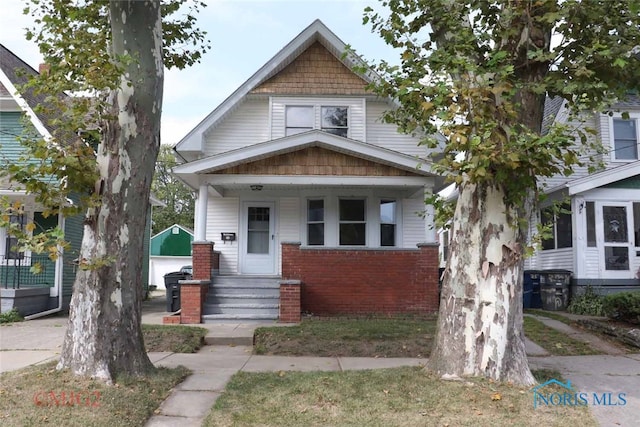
xmin=525 ymin=95 xmax=640 ymax=295
xmin=172 ymin=20 xmax=445 ymax=319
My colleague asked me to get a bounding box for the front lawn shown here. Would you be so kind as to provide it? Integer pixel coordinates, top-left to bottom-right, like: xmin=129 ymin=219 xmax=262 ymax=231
xmin=205 ymin=367 xmax=596 ymax=427
xmin=142 ymin=324 xmax=207 ymax=353
xmin=254 ymin=317 xmax=436 ymax=357
xmin=254 ymin=316 xmax=602 ymax=357
xmin=0 ymin=362 xmax=190 ymax=427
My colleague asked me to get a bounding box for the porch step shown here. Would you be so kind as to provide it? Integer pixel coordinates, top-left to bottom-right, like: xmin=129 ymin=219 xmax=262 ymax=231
xmin=204 ymin=275 xmax=281 ymax=320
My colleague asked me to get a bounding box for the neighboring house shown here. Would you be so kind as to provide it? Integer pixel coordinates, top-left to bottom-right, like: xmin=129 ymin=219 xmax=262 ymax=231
xmin=172 ymin=20 xmax=443 ymax=321
xmin=0 ymin=44 xmax=155 ymax=317
xmin=525 ymin=95 xmax=640 ymax=295
xmin=149 ymin=223 xmax=193 ymax=290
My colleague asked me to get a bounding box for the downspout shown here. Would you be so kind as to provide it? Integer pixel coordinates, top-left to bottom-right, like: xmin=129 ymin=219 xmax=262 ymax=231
xmin=24 ymin=214 xmax=66 ymax=320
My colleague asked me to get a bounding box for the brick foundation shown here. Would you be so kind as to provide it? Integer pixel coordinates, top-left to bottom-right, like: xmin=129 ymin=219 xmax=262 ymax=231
xmin=279 ymin=280 xmax=302 ymax=323
xmin=281 ymin=242 xmax=439 ymax=315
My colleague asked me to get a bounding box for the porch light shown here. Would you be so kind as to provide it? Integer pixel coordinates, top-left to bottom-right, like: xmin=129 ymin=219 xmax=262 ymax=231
xmin=250 ymin=185 xmax=263 ymax=191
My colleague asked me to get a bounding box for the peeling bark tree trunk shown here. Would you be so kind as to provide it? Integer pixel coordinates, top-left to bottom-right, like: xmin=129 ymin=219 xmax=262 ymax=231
xmin=427 ymin=180 xmax=535 ymax=386
xmin=57 ymin=1 xmax=163 ymax=382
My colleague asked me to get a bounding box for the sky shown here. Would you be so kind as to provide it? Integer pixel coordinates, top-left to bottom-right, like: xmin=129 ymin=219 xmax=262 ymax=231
xmin=0 ymin=0 xmax=398 ymax=146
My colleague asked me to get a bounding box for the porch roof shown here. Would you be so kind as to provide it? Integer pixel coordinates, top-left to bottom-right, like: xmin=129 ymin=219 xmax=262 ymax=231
xmin=173 ymin=130 xmax=441 ymax=191
xmin=567 ymin=160 xmax=640 ymax=195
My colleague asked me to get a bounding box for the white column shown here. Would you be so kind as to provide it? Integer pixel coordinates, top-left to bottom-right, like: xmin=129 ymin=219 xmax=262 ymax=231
xmin=195 ymin=182 xmax=208 ymax=241
xmin=424 ymin=186 xmax=437 ymax=244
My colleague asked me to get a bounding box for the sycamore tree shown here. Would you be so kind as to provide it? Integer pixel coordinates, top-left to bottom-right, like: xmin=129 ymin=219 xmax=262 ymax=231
xmin=16 ymin=0 xmax=209 ymax=382
xmin=365 ymin=0 xmax=640 ymax=385
xmin=152 ymin=145 xmax=195 ymax=234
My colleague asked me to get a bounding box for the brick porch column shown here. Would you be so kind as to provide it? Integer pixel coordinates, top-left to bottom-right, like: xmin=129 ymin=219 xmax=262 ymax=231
xmin=179 ymin=241 xmax=215 ymax=324
xmin=279 ymin=280 xmax=302 ymax=323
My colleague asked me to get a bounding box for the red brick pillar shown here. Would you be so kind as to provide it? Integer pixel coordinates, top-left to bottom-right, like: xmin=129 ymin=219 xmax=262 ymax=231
xmin=418 ymin=243 xmax=440 ymax=312
xmin=180 ymin=241 xmax=215 ymax=324
xmin=279 ymin=280 xmax=301 ymax=323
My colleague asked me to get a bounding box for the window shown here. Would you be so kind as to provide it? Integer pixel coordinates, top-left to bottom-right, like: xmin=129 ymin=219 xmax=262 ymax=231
xmin=285 ymin=106 xmax=313 ymax=136
xmin=540 ymin=203 xmax=572 ymax=250
xmin=339 ymin=199 xmax=366 ymax=245
xmin=321 ymin=106 xmax=348 ymax=137
xmin=3 ymin=214 xmax=26 ymax=261
xmin=613 ymin=118 xmax=638 ymax=160
xmin=380 ymin=199 xmax=396 ymax=246
xmin=307 ymin=199 xmax=324 ymax=245
xmin=586 ymin=201 xmax=596 ymax=247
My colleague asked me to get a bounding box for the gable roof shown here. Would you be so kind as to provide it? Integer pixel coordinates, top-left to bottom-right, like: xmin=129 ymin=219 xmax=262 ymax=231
xmin=173 ymin=129 xmax=437 ymax=189
xmin=0 ymin=43 xmax=52 ymax=138
xmin=174 ymin=19 xmax=376 ymax=154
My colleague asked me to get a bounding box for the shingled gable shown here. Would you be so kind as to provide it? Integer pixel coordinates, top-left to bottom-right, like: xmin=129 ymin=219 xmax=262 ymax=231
xmin=175 ymin=19 xmax=376 ymax=155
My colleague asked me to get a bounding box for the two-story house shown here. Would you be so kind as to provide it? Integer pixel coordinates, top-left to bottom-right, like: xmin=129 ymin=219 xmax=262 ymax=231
xmin=172 ymin=20 xmax=443 ymax=322
xmin=525 ymin=95 xmax=640 ymax=296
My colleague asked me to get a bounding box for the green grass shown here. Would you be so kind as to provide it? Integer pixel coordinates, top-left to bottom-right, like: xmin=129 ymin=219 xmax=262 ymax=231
xmin=523 ymin=317 xmax=601 ymax=356
xmin=204 ymin=367 xmax=596 ymax=427
xmin=0 ymin=309 xmax=23 ymax=324
xmin=254 ymin=317 xmax=436 ymax=357
xmin=524 ymin=309 xmax=575 ymax=324
xmin=142 ymin=324 xmax=207 ymax=353
xmin=0 ymin=362 xmax=190 ymax=427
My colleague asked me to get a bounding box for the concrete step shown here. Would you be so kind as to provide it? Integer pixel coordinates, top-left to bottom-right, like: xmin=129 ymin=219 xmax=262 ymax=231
xmin=204 ymin=303 xmax=279 ymax=316
xmin=208 ymin=285 xmax=280 ymax=297
xmin=212 ymin=275 xmax=281 ymax=287
xmin=206 ymin=294 xmax=280 ymax=305
xmin=202 ymin=313 xmax=279 ymax=323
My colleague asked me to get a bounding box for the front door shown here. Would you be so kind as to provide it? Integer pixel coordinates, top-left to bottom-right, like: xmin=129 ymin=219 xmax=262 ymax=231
xmin=240 ymin=202 xmax=276 ymax=274
xmin=598 ymin=202 xmax=634 ymax=278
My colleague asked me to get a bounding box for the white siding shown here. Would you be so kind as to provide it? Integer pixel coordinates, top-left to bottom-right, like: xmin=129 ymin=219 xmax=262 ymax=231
xmin=402 ymin=198 xmax=425 ymax=248
xmin=270 ymin=97 xmax=365 ymax=141
xmin=278 ymin=197 xmax=300 ymax=274
xmin=539 ymin=113 xmax=599 ymax=191
xmin=206 ymin=197 xmax=239 ymax=274
xmin=584 ymin=248 xmax=600 ymax=279
xmin=537 ymin=248 xmax=575 ymax=271
xmin=366 ymin=101 xmax=431 ymax=158
xmin=203 ymin=99 xmax=270 ymax=156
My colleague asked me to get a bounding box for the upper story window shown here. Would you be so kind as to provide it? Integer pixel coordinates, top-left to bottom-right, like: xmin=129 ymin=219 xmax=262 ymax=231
xmin=285 ymin=105 xmax=349 ymax=137
xmin=285 ymin=106 xmax=314 ymax=136
xmin=321 ymin=107 xmax=348 ymax=137
xmin=612 ymin=117 xmax=639 ymax=161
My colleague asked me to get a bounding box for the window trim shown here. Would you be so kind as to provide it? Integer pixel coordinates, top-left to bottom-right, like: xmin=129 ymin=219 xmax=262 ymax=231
xmin=609 ymin=113 xmax=640 ymax=162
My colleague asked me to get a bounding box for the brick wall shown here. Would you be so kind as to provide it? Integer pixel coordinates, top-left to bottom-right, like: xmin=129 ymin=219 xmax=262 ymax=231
xmin=176 ymin=241 xmax=215 ymax=324
xmin=281 ymin=242 xmax=439 ymax=315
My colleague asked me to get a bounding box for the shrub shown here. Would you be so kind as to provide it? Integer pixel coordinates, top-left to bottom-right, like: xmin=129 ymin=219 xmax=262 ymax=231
xmin=602 ymin=291 xmax=640 ymax=325
xmin=0 ymin=308 xmax=24 ymax=324
xmin=568 ymin=285 xmax=604 ymax=316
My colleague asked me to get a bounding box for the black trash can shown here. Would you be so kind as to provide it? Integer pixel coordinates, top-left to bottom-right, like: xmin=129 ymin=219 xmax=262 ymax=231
xmin=539 ymin=270 xmax=572 ymax=311
xmin=524 ymin=270 xmax=543 ymax=309
xmin=164 ymin=271 xmax=192 ymax=312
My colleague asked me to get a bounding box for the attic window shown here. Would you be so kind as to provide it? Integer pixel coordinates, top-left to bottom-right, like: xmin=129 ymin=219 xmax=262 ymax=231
xmin=285 ymin=106 xmax=313 ymax=136
xmin=172 ymin=226 xmax=180 ymax=235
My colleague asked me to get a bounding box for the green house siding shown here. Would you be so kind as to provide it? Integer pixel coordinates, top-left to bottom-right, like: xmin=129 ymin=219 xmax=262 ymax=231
xmin=0 ymin=111 xmax=34 ymax=162
xmin=150 ymin=226 xmax=193 ymax=256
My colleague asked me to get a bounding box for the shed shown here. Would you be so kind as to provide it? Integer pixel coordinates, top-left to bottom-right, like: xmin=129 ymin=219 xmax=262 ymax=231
xmin=149 ymin=224 xmax=193 ymax=289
